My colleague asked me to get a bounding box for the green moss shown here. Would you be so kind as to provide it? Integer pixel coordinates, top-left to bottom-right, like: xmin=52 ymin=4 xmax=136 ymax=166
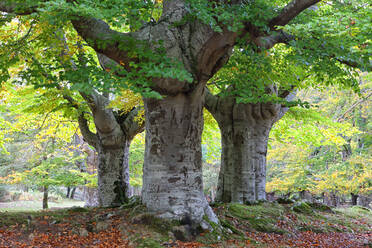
xmin=292 ymin=202 xmax=313 ymax=214
xmin=308 ymin=202 xmax=333 ymax=213
xmin=131 ymin=212 xmax=180 ymax=235
xmin=135 ymin=237 xmax=163 ymax=248
xmin=219 ymin=218 xmax=244 ymax=236
xmin=227 ymin=203 xmax=286 ymax=234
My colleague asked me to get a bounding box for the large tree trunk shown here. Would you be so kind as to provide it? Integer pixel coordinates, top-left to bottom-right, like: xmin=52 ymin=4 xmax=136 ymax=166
xmin=78 ymin=92 xmax=144 ymax=207
xmin=217 ymin=110 xmax=271 ymax=203
xmin=96 ymin=138 xmax=131 ymax=207
xmin=141 ymin=86 xmax=217 ymax=223
xmin=205 ymin=92 xmax=289 ymax=203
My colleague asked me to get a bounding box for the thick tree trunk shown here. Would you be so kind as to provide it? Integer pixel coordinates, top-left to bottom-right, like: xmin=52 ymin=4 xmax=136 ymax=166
xmin=84 ymin=187 xmax=99 ymax=207
xmin=78 ymin=92 xmax=143 ymax=207
xmin=97 ymin=139 xmax=131 ymax=207
xmin=141 ymin=86 xmax=217 ymax=223
xmin=216 ymin=119 xmax=270 ymax=203
xmin=43 ymin=186 xmax=48 ymax=209
xmin=205 ymin=93 xmax=288 ymax=203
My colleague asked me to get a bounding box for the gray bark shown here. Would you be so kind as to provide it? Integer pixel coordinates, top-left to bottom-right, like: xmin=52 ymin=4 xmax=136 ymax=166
xmin=78 ymin=92 xmax=143 ymax=207
xmin=43 ymin=186 xmax=48 ymax=209
xmin=81 ymin=141 xmax=99 ymax=207
xmin=358 ymin=195 xmax=372 ymax=209
xmin=205 ymin=92 xmax=289 ymax=203
xmin=142 ymin=84 xmax=217 ymax=223
xmin=96 ymin=140 xmax=129 ymax=207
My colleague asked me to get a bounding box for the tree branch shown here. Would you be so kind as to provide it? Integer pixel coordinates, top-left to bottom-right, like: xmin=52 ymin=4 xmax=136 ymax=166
xmin=0 ymin=1 xmax=141 ymax=67
xmin=0 ymin=1 xmax=39 ymax=15
xmin=337 ymin=91 xmax=372 ymax=122
xmin=70 ymin=17 xmax=137 ymax=66
xmin=78 ymin=114 xmax=98 ymax=148
xmin=268 ymin=0 xmax=321 ymax=29
xmin=120 ymin=107 xmax=145 ymax=139
xmin=253 ymin=30 xmax=295 ymax=51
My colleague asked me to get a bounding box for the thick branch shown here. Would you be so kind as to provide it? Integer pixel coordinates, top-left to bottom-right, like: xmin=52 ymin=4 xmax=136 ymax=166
xmin=204 ymin=88 xmax=220 ymax=119
xmin=78 ymin=114 xmax=98 ymax=148
xmin=0 ymin=1 xmax=138 ymax=67
xmin=0 ymin=1 xmax=38 ymax=15
xmin=120 ymin=107 xmax=145 ymax=139
xmin=253 ymin=31 xmax=294 ymax=50
xmin=70 ymin=17 xmax=136 ymax=66
xmin=269 ymin=0 xmax=321 ymax=28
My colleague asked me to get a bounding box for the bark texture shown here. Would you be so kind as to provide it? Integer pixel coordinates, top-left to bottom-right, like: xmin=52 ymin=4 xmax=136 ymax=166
xmin=78 ymin=92 xmax=143 ymax=207
xmin=205 ymin=92 xmax=289 ymax=203
xmin=43 ymin=186 xmax=48 ymax=209
xmin=142 ymin=85 xmax=217 ymax=223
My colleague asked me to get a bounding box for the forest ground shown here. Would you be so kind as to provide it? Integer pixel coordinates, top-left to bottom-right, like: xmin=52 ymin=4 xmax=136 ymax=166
xmin=0 ymin=199 xmax=84 ymax=212
xmin=0 ymin=200 xmax=371 ymax=248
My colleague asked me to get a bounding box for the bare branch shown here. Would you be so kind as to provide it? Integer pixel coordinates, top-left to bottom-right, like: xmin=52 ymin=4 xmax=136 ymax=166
xmin=337 ymin=91 xmax=372 ymax=122
xmin=78 ymin=114 xmax=98 ymax=148
xmin=269 ymin=0 xmax=321 ymax=29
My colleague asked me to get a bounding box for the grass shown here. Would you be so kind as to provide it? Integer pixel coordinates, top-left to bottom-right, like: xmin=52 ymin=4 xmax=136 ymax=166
xmin=0 ymin=199 xmax=84 ymax=212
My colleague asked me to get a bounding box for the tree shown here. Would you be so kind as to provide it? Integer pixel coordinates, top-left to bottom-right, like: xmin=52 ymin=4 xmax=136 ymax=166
xmin=1 ymin=0 xmax=370 ymax=224
xmin=204 ymin=1 xmax=370 ymax=203
xmin=0 ymin=15 xmax=145 ymax=207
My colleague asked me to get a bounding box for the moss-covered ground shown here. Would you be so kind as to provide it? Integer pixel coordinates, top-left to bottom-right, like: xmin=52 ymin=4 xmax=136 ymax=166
xmin=0 ymin=201 xmax=371 ymax=247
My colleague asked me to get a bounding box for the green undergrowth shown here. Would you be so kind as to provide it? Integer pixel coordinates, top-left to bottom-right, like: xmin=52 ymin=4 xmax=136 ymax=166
xmin=0 ymin=201 xmax=370 ymax=247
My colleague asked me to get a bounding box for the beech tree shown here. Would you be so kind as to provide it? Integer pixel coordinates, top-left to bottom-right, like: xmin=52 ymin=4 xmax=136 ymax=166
xmin=1 ymin=0 xmax=370 ymax=224
xmin=204 ymin=1 xmax=370 ymax=203
xmin=1 ymin=68 xmax=143 ymax=207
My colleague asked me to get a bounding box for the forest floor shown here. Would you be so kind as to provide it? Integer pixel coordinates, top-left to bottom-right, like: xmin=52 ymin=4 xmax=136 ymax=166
xmin=0 ymin=199 xmax=84 ymax=212
xmin=0 ymin=200 xmax=371 ymax=248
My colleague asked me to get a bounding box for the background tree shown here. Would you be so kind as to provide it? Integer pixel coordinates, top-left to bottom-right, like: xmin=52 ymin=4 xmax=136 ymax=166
xmin=204 ymin=0 xmax=370 ymax=203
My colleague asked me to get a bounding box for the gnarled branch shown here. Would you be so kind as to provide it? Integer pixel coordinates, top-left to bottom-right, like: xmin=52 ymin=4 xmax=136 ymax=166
xmin=120 ymin=107 xmax=145 ymax=139
xmin=269 ymin=0 xmax=321 ymax=29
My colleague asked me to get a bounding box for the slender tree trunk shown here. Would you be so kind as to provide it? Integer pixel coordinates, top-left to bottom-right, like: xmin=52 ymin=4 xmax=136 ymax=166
xmin=70 ymin=187 xmax=76 ymax=199
xmin=142 ymin=86 xmax=217 ymax=223
xmin=330 ymin=192 xmax=339 ymax=207
xmin=66 ymin=187 xmax=71 ymax=198
xmin=43 ymin=186 xmax=48 ymax=209
xmin=97 ymin=138 xmax=131 ymax=207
